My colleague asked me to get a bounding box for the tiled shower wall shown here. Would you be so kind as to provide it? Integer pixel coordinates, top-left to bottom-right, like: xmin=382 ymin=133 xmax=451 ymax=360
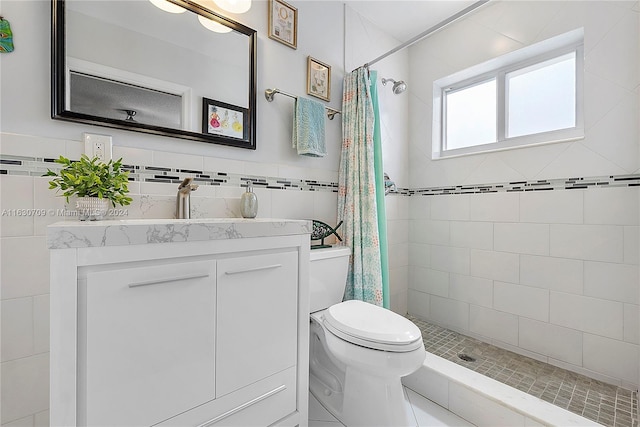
xmin=408 ymin=186 xmax=639 ymax=390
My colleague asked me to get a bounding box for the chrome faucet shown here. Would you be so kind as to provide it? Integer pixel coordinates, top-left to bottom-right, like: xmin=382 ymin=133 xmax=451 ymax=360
xmin=176 ymin=177 xmax=198 ymax=219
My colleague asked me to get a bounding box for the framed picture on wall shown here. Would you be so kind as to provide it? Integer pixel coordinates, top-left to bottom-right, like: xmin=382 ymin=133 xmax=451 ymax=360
xmin=201 ymin=98 xmax=249 ymax=146
xmin=268 ymin=0 xmax=297 ymax=49
xmin=307 ymin=56 xmax=331 ymax=102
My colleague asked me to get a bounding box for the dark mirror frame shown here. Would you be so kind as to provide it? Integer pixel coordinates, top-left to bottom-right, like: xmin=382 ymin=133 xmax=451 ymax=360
xmin=51 ymin=0 xmax=257 ymax=149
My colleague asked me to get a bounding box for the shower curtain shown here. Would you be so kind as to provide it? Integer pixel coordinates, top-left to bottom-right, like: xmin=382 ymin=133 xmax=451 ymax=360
xmin=338 ymin=67 xmax=388 ymax=307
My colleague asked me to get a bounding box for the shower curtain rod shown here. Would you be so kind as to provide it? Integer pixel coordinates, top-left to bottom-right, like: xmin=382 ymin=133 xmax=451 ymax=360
xmin=361 ymin=0 xmax=490 ymax=69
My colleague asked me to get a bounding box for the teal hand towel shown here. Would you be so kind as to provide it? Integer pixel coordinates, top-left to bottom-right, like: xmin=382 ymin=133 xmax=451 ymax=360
xmin=292 ymin=97 xmax=326 ymax=157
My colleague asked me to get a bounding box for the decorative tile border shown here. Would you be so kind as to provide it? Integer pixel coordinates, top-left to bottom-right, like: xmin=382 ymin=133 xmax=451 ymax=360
xmin=408 ymin=174 xmax=640 ymax=196
xmin=0 ymin=155 xmax=339 ymax=193
xmin=2 ymin=155 xmax=639 ymax=196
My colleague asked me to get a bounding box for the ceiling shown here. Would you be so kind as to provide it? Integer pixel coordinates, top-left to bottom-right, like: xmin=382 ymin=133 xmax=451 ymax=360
xmin=343 ymin=0 xmax=478 ymax=43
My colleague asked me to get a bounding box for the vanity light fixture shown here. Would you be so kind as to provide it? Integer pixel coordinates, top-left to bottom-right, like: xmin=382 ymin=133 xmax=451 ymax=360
xmin=213 ymin=0 xmax=251 ymax=14
xmin=197 ymin=15 xmax=232 ymax=33
xmin=149 ymin=0 xmax=186 ymax=14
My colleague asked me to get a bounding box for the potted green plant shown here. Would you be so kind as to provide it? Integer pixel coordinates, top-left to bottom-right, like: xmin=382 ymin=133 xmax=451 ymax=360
xmin=46 ymin=155 xmax=132 ymax=220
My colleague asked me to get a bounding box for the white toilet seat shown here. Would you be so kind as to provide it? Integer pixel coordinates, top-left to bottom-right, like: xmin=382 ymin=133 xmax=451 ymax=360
xmin=323 ymin=300 xmax=423 ymax=352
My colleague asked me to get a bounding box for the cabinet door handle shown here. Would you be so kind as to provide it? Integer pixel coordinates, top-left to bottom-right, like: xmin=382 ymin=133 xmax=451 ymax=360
xmin=224 ymin=264 xmax=282 ymax=276
xmin=128 ymin=273 xmax=210 ymax=288
xmin=196 ymin=385 xmax=286 ymax=427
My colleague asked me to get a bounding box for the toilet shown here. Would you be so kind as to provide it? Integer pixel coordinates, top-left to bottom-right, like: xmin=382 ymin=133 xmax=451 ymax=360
xmin=309 ymin=246 xmax=426 ymax=427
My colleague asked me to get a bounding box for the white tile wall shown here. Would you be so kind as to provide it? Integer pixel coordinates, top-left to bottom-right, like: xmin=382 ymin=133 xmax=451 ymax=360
xmin=449 ymin=274 xmax=493 ymax=308
xmin=583 ymin=334 xmax=639 ymax=387
xmin=550 ymin=292 xmax=624 ymax=340
xmin=519 ymin=255 xmax=583 ymax=294
xmin=469 ymin=249 xmax=519 ymax=283
xmin=550 ymin=224 xmax=624 ymax=263
xmin=583 ymin=261 xmax=638 ymax=303
xmin=494 ymin=223 xmax=550 ymax=256
xmin=430 ymin=296 xmax=469 ymax=331
xmin=469 ymin=305 xmax=519 ymax=346
xmin=494 ymin=281 xmax=549 ymax=322
xmin=518 ymin=318 xmax=583 ymax=366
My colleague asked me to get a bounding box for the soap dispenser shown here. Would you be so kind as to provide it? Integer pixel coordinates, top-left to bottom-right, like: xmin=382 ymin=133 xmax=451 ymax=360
xmin=240 ymin=181 xmax=258 ymax=218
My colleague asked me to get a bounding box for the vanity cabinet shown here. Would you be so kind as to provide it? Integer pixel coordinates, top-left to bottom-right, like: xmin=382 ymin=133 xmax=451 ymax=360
xmin=48 ymin=219 xmax=311 ymax=427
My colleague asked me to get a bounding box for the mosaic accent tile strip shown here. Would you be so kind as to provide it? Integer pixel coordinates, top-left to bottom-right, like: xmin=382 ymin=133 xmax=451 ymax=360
xmin=407 ymin=316 xmax=638 ymax=427
xmin=2 ymin=155 xmax=639 ymax=197
xmin=0 ymin=155 xmax=339 ymax=193
xmin=409 ymin=174 xmax=640 ymax=196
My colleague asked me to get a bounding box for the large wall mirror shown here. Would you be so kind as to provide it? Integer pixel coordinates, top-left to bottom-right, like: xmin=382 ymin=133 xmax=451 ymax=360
xmin=52 ymin=0 xmax=257 ymax=149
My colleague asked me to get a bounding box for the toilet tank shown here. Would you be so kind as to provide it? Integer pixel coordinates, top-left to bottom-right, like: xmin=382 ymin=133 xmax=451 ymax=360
xmin=309 ymin=246 xmax=351 ymax=313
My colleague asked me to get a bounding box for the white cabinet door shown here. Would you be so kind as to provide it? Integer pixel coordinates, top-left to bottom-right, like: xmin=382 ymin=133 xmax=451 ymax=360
xmin=82 ymin=260 xmax=216 ymax=427
xmin=216 ymin=251 xmax=298 ymax=397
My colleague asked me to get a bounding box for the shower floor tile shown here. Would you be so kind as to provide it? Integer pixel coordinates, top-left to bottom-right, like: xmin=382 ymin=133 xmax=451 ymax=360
xmin=407 ymin=316 xmax=638 ymax=427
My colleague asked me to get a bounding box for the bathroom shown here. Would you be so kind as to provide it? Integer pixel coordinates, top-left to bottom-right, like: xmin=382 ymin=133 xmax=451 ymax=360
xmin=0 ymin=0 xmax=638 ymax=426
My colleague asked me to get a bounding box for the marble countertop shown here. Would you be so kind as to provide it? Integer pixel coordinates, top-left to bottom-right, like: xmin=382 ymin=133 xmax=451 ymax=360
xmin=47 ymin=218 xmax=312 ymax=249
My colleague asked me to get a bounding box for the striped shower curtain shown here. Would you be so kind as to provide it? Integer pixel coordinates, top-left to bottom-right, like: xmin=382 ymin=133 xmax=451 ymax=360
xmin=338 ymin=67 xmax=384 ymax=306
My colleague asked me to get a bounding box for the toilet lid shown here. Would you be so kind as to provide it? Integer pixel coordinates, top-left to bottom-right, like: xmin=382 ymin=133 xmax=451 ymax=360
xmin=323 ymin=300 xmax=423 ymax=352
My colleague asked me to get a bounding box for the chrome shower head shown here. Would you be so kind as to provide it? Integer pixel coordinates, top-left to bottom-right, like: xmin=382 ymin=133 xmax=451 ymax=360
xmin=381 ymin=77 xmax=407 ymax=94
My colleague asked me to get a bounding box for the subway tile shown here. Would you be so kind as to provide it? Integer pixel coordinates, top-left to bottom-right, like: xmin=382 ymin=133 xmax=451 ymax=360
xmin=623 ymin=304 xmax=639 ymax=344
xmin=469 ymin=192 xmax=519 ymax=222
xmin=152 ymin=151 xmax=203 ymax=171
xmin=409 ymin=243 xmax=430 ymax=268
xmin=112 ymin=145 xmax=153 ymax=166
xmin=389 ymin=286 xmax=408 ymax=316
xmin=469 ymin=249 xmax=519 ymax=283
xmin=494 ymin=223 xmax=549 ymax=256
xmin=2 ymin=414 xmax=34 ymax=427
xmin=409 ymin=267 xmax=448 ymax=298
xmin=409 ymin=196 xmax=431 ymax=220
xmin=550 ymin=292 xmax=624 ymax=340
xmin=407 ymin=289 xmax=430 ymax=319
xmin=431 ymin=245 xmax=469 ymax=275
xmin=550 ymin=224 xmax=624 ymax=262
xmin=583 ymin=334 xmax=639 ymax=386
xmin=494 ymin=281 xmax=549 ymax=322
xmin=1 ymin=175 xmax=34 ymax=237
xmin=519 ymin=190 xmax=583 ymax=224
xmin=519 ymin=318 xmax=583 ymax=366
xmin=430 ymin=194 xmax=469 ymax=221
xmin=33 ymin=410 xmax=50 ymax=427
xmin=469 ymin=305 xmax=519 ymax=346
xmin=584 ymin=187 xmax=639 ymax=225
xmin=312 ymin=191 xmax=338 ymax=227
xmin=1 ymin=298 xmax=34 ymax=362
xmin=430 ymin=296 xmax=469 ymax=331
xmin=271 ymin=190 xmax=315 ymax=219
xmin=33 ymin=177 xmax=66 ymax=237
xmin=584 ymin=261 xmax=638 ymax=303
xmin=33 ymin=295 xmax=49 ymax=355
xmin=202 ymin=156 xmax=245 ymax=175
xmin=245 ymin=161 xmax=279 ymax=178
xmin=0 ymin=133 xmax=67 ymax=159
xmin=409 ymin=219 xmax=449 ymax=245
xmin=1 ymin=237 xmax=50 ymax=300
xmin=450 ymin=221 xmax=493 ymax=250
xmin=386 ymin=219 xmax=409 ymax=245
xmin=1 ymin=353 xmax=49 ymax=424
xmin=389 ymin=266 xmax=409 ymax=296
xmin=388 ymin=243 xmax=409 ymax=269
xmin=520 ymin=255 xmax=583 ymax=294
xmin=449 ymin=274 xmax=493 ymax=308
xmin=624 ymin=226 xmax=639 ymax=265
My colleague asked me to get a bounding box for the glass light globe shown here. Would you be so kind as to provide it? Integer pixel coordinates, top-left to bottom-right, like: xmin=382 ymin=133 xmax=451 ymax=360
xmin=198 ymin=15 xmax=232 ymax=33
xmin=213 ymin=0 xmax=251 ymax=14
xmin=149 ymin=0 xmax=186 ymax=13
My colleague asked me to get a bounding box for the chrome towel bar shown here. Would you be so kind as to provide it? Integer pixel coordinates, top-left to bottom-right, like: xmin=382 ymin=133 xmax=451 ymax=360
xmin=264 ymin=88 xmax=341 ymax=120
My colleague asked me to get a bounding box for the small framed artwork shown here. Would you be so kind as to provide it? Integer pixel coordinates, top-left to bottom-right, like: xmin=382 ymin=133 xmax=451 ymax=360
xmin=307 ymin=56 xmax=331 ymax=102
xmin=202 ymin=98 xmax=249 ymax=146
xmin=268 ymin=0 xmax=297 ymax=49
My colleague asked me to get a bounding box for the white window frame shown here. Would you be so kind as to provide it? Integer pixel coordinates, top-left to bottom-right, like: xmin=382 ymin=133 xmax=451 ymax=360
xmin=432 ymin=29 xmax=584 ymax=159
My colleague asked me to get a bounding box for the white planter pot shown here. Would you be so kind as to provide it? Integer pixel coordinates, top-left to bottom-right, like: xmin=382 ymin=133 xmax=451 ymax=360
xmin=76 ymin=197 xmax=110 ymax=221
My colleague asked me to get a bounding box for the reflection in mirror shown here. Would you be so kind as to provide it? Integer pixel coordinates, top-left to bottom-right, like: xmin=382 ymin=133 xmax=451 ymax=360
xmin=52 ymin=0 xmax=257 ymax=149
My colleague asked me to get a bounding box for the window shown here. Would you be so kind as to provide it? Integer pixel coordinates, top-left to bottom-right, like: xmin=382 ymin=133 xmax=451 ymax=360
xmin=433 ymin=29 xmax=584 ymax=159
